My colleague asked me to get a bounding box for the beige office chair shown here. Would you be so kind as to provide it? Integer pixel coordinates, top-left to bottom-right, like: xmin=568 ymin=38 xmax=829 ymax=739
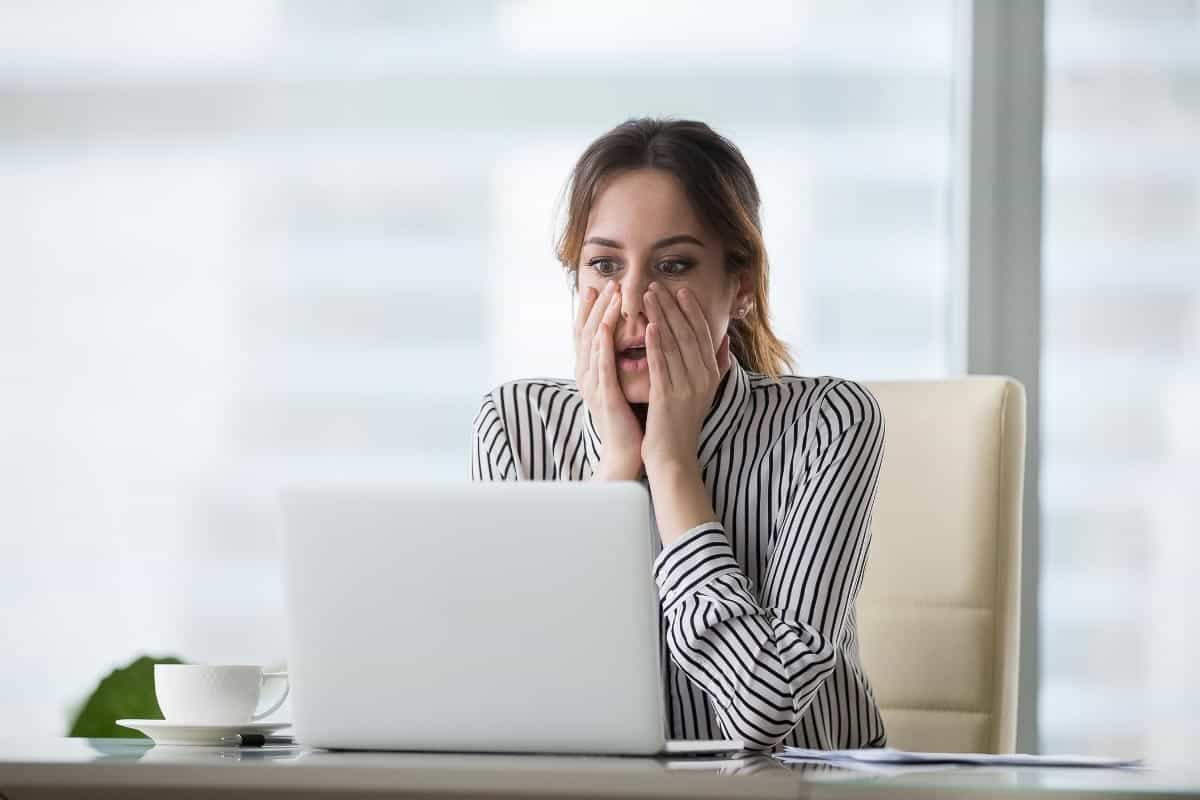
xmin=857 ymin=377 xmax=1025 ymax=754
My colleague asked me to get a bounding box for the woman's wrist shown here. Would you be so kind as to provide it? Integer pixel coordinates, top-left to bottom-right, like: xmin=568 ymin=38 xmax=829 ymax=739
xmin=644 ymin=456 xmax=701 ymax=487
xmin=592 ymin=449 xmax=643 ymax=481
xmin=644 ymin=457 xmax=716 ymax=546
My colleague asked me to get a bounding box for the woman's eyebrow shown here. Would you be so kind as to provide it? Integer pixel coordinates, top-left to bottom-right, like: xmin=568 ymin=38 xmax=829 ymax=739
xmin=583 ymin=234 xmax=706 ymax=249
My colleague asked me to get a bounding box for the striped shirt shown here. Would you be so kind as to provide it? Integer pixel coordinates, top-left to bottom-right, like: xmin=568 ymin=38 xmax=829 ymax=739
xmin=469 ymin=354 xmax=887 ymax=751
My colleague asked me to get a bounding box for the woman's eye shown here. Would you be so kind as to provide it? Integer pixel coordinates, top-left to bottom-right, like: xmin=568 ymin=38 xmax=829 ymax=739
xmin=586 ymin=257 xmax=692 ymax=276
xmin=658 ymin=259 xmax=693 ymax=276
xmin=588 ymin=258 xmax=618 ymax=276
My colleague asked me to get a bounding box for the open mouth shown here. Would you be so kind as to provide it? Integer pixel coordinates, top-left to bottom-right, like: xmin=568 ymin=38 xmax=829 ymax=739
xmin=617 ymin=345 xmax=648 ymax=372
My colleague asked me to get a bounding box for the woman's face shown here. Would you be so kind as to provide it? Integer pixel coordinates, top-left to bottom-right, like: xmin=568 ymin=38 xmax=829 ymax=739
xmin=577 ymin=168 xmax=750 ymax=404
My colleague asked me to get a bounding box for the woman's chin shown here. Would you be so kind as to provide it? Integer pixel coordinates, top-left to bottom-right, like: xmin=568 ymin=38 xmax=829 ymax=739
xmin=618 ymin=373 xmax=650 ymax=404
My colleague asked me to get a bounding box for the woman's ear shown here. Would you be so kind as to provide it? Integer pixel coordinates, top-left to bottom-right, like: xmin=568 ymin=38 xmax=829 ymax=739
xmin=729 ymin=269 xmax=754 ymax=316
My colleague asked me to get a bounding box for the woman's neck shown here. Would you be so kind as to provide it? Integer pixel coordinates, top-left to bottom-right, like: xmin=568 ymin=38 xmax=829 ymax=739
xmin=631 ymin=402 xmax=649 ymax=433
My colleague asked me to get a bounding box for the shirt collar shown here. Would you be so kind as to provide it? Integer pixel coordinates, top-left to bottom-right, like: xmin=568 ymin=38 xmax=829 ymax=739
xmin=583 ymin=352 xmax=751 ymax=474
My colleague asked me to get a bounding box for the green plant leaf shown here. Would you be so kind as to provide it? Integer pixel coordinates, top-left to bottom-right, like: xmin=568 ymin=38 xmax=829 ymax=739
xmin=67 ymin=654 xmax=185 ymax=739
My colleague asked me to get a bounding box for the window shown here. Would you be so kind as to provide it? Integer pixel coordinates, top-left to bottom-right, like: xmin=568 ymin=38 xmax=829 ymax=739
xmin=0 ymin=1 xmax=956 ymax=734
xmin=1040 ymin=0 xmax=1200 ymax=760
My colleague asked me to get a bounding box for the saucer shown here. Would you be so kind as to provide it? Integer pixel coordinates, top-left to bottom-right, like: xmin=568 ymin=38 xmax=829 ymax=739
xmin=116 ymin=719 xmax=292 ymax=746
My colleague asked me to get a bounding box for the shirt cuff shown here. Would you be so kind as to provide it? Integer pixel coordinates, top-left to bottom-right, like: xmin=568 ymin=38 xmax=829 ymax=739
xmin=653 ymin=522 xmax=740 ymax=613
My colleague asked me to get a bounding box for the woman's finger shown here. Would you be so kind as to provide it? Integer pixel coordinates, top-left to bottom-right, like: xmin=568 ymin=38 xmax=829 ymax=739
xmin=597 ymin=290 xmax=622 ymax=378
xmin=580 ymin=284 xmax=619 ymax=379
xmin=650 ymin=284 xmax=706 ymax=384
xmin=583 ymin=288 xmax=620 ymax=380
xmin=591 ymin=290 xmax=621 ymax=389
xmin=646 ymin=322 xmax=671 ymax=398
xmin=574 ymin=285 xmax=599 ymax=342
xmin=675 ymin=287 xmax=718 ymax=375
xmin=597 ymin=321 xmax=621 ymax=403
xmin=575 ymin=287 xmax=600 ymax=375
xmin=576 ymin=286 xmax=598 ymax=380
xmin=716 ymin=333 xmax=731 ymax=374
xmin=600 ymin=283 xmax=623 ymax=332
xmin=645 ymin=290 xmax=686 ymax=390
xmin=578 ymin=281 xmax=616 ymax=355
xmin=589 ymin=318 xmax=608 ymax=388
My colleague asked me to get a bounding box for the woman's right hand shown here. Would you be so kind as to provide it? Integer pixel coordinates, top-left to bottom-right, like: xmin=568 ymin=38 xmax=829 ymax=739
xmin=574 ymin=280 xmax=644 ymax=480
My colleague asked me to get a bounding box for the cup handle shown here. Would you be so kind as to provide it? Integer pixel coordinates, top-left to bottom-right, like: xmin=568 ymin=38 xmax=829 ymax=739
xmin=252 ymin=671 xmax=290 ymax=721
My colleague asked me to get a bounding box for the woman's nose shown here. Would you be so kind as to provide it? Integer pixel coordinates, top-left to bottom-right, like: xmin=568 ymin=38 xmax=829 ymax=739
xmin=619 ymin=276 xmax=649 ymax=321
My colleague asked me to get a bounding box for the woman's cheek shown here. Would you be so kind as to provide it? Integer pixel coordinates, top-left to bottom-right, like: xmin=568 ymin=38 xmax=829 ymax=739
xmin=575 ymin=276 xmax=605 ymax=310
xmin=694 ymin=301 xmax=721 ymax=345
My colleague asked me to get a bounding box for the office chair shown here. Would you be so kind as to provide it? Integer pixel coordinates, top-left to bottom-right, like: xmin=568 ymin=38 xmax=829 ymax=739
xmin=857 ymin=377 xmax=1026 ymax=753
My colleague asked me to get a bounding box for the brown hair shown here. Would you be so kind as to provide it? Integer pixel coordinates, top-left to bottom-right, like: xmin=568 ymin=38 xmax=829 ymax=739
xmin=554 ymin=117 xmax=794 ymax=379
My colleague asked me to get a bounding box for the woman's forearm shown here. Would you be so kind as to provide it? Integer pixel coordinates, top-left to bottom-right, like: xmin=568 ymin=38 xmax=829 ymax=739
xmin=646 ymin=458 xmax=719 ymax=547
xmin=591 ymin=450 xmax=643 ymax=481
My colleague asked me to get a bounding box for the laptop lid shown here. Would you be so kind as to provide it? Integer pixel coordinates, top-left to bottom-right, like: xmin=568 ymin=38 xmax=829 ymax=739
xmin=279 ymin=480 xmax=666 ymax=755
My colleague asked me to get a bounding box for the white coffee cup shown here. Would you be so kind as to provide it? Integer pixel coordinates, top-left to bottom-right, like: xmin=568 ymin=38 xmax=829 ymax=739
xmin=154 ymin=664 xmax=289 ymax=726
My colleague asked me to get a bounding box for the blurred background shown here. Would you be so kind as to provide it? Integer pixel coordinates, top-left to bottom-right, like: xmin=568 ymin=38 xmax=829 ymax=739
xmin=1 ymin=0 xmax=1197 ymax=761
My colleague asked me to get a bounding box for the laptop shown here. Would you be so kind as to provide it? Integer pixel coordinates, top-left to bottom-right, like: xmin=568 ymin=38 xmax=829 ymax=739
xmin=278 ymin=480 xmax=744 ymax=756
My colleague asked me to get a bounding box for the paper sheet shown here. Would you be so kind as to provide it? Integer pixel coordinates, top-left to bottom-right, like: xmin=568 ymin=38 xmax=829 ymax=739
xmin=775 ymin=747 xmax=1143 ymax=769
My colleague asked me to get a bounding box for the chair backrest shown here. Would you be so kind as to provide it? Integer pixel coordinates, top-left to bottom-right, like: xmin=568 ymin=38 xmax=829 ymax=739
xmin=858 ymin=377 xmax=1025 ymax=754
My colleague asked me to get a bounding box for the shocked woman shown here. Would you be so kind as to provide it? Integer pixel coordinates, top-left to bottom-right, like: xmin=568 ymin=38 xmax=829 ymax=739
xmin=471 ymin=117 xmax=886 ymax=752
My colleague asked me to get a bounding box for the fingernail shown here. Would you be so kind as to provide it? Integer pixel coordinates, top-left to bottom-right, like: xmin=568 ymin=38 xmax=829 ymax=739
xmin=648 ymin=282 xmax=659 ymax=292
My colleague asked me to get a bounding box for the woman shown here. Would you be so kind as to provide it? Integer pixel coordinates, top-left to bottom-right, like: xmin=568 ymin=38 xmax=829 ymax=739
xmin=470 ymin=118 xmax=886 ymax=752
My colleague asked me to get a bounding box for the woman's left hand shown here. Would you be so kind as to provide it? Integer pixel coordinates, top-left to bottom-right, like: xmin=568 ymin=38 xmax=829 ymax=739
xmin=641 ymin=282 xmax=731 ymax=478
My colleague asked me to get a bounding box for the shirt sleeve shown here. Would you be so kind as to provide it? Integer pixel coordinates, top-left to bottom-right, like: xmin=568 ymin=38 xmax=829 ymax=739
xmin=651 ymin=380 xmax=886 ymax=750
xmin=470 ymin=392 xmax=520 ymax=481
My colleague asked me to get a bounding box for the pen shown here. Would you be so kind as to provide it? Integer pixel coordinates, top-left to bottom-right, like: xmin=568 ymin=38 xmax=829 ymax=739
xmin=218 ymin=734 xmax=296 ymax=747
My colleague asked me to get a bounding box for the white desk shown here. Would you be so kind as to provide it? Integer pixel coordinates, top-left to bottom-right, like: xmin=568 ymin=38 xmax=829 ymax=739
xmin=1 ymin=738 xmax=1196 ymax=799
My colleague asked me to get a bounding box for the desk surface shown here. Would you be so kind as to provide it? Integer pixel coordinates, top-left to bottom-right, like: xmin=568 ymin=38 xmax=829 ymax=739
xmin=0 ymin=738 xmax=1196 ymax=800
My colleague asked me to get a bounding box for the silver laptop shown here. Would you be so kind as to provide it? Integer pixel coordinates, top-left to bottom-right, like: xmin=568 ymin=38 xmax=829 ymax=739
xmin=278 ymin=480 xmax=743 ymax=756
